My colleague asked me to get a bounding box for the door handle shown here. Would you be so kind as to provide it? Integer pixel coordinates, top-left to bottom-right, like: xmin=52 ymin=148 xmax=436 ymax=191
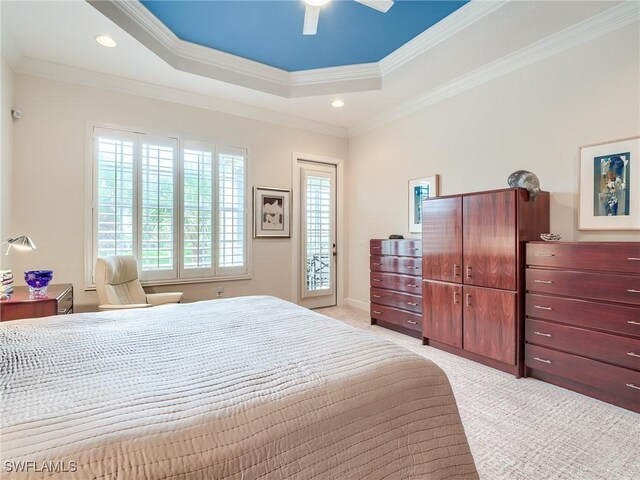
xmin=465 ymin=294 xmax=471 ymax=307
xmin=453 ymin=264 xmax=460 ymax=277
xmin=466 ymin=266 xmax=472 ymax=278
xmin=453 ymin=290 xmax=459 ymax=305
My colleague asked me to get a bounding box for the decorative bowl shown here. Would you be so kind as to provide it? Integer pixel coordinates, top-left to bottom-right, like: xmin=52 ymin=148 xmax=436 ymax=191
xmin=540 ymin=233 xmax=562 ymax=242
xmin=24 ymin=270 xmax=53 ymax=296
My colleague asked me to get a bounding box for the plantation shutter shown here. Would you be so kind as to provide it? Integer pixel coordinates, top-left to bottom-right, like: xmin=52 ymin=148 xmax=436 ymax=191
xmin=217 ymin=147 xmax=247 ymax=275
xmin=181 ymin=142 xmax=215 ymax=278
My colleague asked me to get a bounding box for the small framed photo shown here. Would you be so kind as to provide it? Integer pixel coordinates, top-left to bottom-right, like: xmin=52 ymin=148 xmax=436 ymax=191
xmin=579 ymin=136 xmax=639 ymax=230
xmin=408 ymin=175 xmax=440 ymax=233
xmin=253 ymin=186 xmax=291 ymax=238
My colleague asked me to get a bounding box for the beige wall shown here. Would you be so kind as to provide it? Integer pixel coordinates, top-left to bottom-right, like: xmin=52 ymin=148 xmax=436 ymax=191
xmin=10 ymin=74 xmax=347 ymax=311
xmin=0 ymin=58 xmax=14 ymax=270
xmin=346 ymin=25 xmax=640 ymax=308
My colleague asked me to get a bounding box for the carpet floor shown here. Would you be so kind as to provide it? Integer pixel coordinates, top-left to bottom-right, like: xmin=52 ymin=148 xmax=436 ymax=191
xmin=317 ymin=306 xmax=640 ymax=480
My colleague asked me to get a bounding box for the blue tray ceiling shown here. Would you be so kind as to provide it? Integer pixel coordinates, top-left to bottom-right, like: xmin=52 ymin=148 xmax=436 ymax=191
xmin=140 ymin=0 xmax=469 ymax=72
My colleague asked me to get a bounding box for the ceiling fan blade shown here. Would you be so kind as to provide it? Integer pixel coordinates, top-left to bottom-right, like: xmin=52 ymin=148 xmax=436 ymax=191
xmin=303 ymin=5 xmax=320 ymax=35
xmin=354 ymin=0 xmax=394 ymax=13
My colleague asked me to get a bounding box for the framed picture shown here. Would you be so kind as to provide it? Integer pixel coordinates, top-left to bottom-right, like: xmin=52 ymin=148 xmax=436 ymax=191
xmin=579 ymin=136 xmax=639 ymax=230
xmin=253 ymin=186 xmax=291 ymax=238
xmin=408 ymin=175 xmax=440 ymax=233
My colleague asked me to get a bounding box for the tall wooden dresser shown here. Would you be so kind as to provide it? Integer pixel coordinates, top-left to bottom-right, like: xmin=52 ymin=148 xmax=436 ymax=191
xmin=525 ymin=242 xmax=640 ymax=412
xmin=422 ymin=188 xmax=549 ymax=376
xmin=370 ymin=239 xmax=422 ymax=338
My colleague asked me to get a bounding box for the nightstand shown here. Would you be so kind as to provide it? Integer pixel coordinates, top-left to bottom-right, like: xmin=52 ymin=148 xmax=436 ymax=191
xmin=0 ymin=284 xmax=73 ymax=321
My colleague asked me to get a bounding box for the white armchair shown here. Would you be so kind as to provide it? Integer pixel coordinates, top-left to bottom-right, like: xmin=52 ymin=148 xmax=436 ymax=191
xmin=95 ymin=256 xmax=183 ymax=311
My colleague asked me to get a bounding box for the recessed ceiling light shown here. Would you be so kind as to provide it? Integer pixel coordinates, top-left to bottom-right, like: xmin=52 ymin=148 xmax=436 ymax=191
xmin=95 ymin=35 xmax=118 ymax=48
xmin=331 ymin=100 xmax=345 ymax=108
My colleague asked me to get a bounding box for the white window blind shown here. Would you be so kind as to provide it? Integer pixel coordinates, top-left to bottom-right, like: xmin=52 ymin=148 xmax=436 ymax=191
xmin=218 ymin=148 xmax=246 ymax=273
xmin=182 ymin=144 xmax=214 ymax=278
xmin=95 ymin=130 xmax=136 ymax=259
xmin=89 ymin=126 xmax=248 ymax=286
xmin=141 ymin=140 xmax=177 ymax=280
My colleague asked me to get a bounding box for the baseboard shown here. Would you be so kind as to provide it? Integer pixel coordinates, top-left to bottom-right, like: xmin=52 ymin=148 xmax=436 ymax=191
xmin=345 ymin=298 xmax=369 ymax=311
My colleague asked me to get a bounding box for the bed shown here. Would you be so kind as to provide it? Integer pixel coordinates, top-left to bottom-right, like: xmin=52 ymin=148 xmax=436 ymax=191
xmin=1 ymin=296 xmax=478 ymax=479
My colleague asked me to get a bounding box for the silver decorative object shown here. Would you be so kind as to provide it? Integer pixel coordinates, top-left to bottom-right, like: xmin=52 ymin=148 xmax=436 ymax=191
xmin=540 ymin=233 xmax=562 ymax=242
xmin=507 ymin=170 xmax=541 ymax=201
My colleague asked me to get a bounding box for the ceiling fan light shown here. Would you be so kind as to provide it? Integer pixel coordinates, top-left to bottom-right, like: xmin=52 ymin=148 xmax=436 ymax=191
xmin=304 ymin=0 xmax=331 ymax=7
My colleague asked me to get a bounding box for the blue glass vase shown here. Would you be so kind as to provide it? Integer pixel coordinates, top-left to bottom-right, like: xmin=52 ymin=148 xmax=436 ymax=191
xmin=24 ymin=270 xmax=53 ymax=297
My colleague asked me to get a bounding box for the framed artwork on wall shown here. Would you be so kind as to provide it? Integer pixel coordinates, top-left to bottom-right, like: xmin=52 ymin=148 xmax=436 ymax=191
xmin=253 ymin=186 xmax=291 ymax=238
xmin=408 ymin=175 xmax=440 ymax=234
xmin=578 ymin=136 xmax=639 ymax=230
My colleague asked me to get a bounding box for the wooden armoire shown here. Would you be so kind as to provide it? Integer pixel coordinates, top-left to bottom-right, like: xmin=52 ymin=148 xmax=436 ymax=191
xmin=422 ymin=187 xmax=549 ymax=376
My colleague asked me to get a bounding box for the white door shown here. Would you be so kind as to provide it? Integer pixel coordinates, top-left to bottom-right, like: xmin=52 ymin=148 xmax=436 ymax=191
xmin=299 ymin=162 xmax=337 ymax=308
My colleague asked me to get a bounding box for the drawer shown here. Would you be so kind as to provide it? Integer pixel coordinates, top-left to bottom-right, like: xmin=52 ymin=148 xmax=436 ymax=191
xmin=370 ymin=255 xmax=422 ymax=276
xmin=526 ymin=293 xmax=640 ymax=338
xmin=527 ymin=242 xmax=640 ymax=274
xmin=370 ymin=287 xmax=422 ymax=313
xmin=370 ymin=239 xmax=422 ymax=257
xmin=370 ymin=272 xmax=421 ymax=295
xmin=526 ymin=268 xmax=640 ymax=306
xmin=371 ymin=304 xmax=421 ymax=333
xmin=525 ymin=344 xmax=640 ymax=404
xmin=526 ymin=319 xmax=640 ymax=371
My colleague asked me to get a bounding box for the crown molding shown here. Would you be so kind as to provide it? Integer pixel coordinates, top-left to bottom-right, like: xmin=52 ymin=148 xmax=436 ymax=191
xmin=87 ymin=0 xmax=507 ymax=98
xmin=13 ymin=57 xmax=348 ymax=138
xmin=379 ymin=0 xmax=506 ymax=75
xmin=349 ymin=1 xmax=640 ymax=137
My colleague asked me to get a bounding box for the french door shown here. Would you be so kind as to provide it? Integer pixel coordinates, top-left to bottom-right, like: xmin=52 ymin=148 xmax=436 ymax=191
xmin=299 ymin=162 xmax=337 ymax=308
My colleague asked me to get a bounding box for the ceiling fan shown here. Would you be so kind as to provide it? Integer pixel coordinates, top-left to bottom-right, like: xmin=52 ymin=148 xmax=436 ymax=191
xmin=303 ymin=0 xmax=395 ymax=35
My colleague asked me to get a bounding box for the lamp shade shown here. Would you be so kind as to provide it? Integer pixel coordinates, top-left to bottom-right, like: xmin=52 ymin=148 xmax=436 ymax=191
xmin=3 ymin=235 xmax=37 ymax=254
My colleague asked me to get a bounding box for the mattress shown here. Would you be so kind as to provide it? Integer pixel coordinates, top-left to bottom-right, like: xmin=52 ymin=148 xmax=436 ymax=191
xmin=1 ymin=295 xmax=478 ymax=479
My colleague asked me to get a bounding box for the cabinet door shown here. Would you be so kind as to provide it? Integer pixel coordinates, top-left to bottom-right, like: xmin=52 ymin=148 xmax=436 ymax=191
xmin=423 ymin=281 xmax=463 ymax=348
xmin=463 ymin=190 xmax=517 ymax=290
xmin=463 ymin=286 xmax=517 ymax=365
xmin=423 ymin=196 xmax=462 ymax=282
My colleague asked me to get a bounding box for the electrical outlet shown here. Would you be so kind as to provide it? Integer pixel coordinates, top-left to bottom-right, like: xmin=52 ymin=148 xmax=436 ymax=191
xmin=216 ymin=287 xmax=224 ymax=297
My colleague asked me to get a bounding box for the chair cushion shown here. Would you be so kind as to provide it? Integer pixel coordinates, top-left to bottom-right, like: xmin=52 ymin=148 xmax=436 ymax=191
xmin=95 ymin=256 xmax=147 ymax=305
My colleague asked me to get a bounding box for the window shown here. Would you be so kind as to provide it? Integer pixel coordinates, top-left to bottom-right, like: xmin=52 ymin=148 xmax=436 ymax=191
xmin=88 ymin=126 xmax=249 ymax=286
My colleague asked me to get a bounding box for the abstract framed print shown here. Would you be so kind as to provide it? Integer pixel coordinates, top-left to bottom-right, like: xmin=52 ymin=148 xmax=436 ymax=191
xmin=579 ymin=136 xmax=640 ymax=230
xmin=408 ymin=175 xmax=440 ymax=234
xmin=253 ymin=186 xmax=291 ymax=238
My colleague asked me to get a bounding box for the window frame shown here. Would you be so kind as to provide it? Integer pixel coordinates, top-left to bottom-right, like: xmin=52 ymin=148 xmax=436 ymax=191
xmin=84 ymin=123 xmax=251 ymax=290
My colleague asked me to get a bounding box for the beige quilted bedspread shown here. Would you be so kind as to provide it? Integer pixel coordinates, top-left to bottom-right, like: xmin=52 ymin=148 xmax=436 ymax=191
xmin=1 ymin=296 xmax=477 ymax=479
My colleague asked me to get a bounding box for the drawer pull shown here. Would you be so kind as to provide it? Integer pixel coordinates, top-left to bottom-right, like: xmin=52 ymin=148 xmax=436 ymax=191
xmin=372 ymin=263 xmax=381 ymax=266
xmin=465 ymin=294 xmax=472 ymax=307
xmin=534 ymin=305 xmax=552 ymax=311
xmin=533 ymin=357 xmax=552 ymax=364
xmin=372 ymin=310 xmax=381 ymax=315
xmin=407 ymin=284 xmax=418 ymax=288
xmin=407 ymin=302 xmax=419 ymax=306
xmin=409 ymin=266 xmax=420 ymax=269
xmin=627 ymin=383 xmax=640 ymax=391
xmin=406 ymin=320 xmax=418 ymax=325
xmin=372 ymin=246 xmax=381 ymax=249
xmin=627 ymin=352 xmax=640 ymax=358
xmin=466 ymin=266 xmax=472 ymax=278
xmin=453 ymin=290 xmax=460 ymax=305
xmin=534 ymin=280 xmax=554 ymax=284
xmin=372 ymin=294 xmax=381 ymax=298
xmin=627 ymin=257 xmax=640 ymax=261
xmin=535 ymin=253 xmax=555 ymax=257
xmin=627 ymin=289 xmax=640 ymax=294
xmin=453 ymin=264 xmax=460 ymax=277
xmin=628 ymin=321 xmax=640 ymax=326
xmin=372 ymin=279 xmax=381 ymax=282
xmin=534 ymin=331 xmax=552 ymax=337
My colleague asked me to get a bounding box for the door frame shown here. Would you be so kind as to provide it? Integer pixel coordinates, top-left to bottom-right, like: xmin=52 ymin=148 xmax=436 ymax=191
xmin=291 ymin=152 xmax=344 ymax=307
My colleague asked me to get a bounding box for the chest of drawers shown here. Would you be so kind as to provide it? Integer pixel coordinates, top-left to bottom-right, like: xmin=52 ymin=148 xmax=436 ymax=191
xmin=370 ymin=239 xmax=422 ymax=337
xmin=525 ymin=242 xmax=640 ymax=412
